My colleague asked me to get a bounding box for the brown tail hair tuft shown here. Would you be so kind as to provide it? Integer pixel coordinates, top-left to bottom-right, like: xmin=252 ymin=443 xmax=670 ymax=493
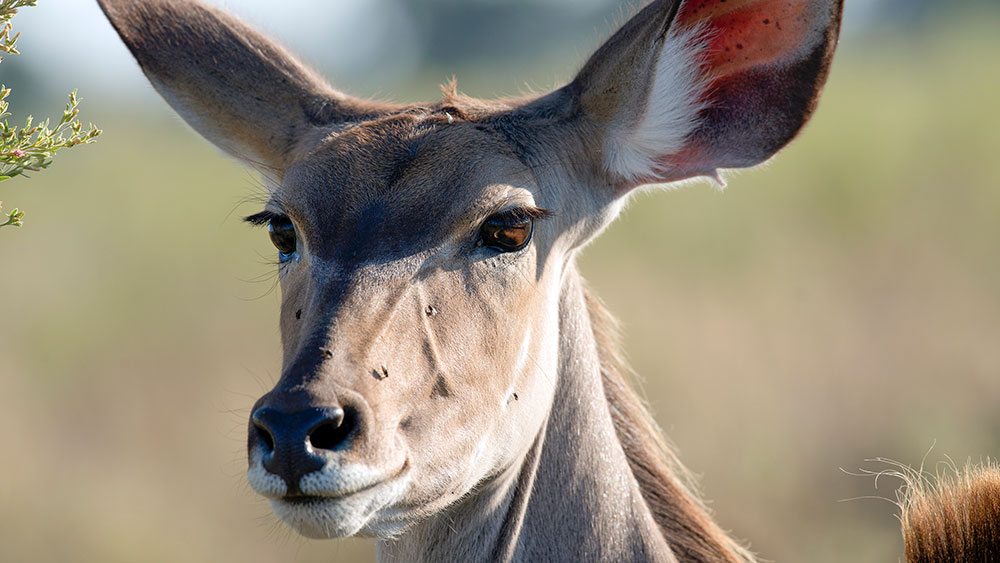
xmin=895 ymin=459 xmax=1000 ymax=563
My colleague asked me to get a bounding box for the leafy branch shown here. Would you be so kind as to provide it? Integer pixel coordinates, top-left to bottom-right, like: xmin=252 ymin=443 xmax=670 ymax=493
xmin=1 ymin=87 xmax=102 ymax=181
xmin=0 ymin=0 xmax=35 ymax=56
xmin=0 ymin=0 xmax=101 ymax=228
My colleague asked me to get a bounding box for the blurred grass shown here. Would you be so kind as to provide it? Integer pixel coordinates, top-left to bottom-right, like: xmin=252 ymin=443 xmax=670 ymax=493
xmin=2 ymin=10 xmax=999 ymax=563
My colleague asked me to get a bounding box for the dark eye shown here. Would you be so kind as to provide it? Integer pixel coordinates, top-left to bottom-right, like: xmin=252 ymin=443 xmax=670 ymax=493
xmin=480 ymin=210 xmax=534 ymax=253
xmin=267 ymin=216 xmax=297 ymax=260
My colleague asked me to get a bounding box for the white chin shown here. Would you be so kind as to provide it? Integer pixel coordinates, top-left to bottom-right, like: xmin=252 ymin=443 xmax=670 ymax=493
xmin=268 ymin=475 xmax=411 ymax=540
xmin=270 ymin=497 xmax=368 ymax=539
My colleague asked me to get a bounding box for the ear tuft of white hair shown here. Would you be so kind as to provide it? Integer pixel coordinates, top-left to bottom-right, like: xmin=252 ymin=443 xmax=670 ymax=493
xmin=603 ymin=25 xmax=710 ymax=185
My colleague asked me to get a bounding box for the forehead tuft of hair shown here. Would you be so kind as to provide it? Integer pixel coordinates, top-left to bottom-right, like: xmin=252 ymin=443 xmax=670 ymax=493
xmin=440 ymin=76 xmax=460 ymax=101
xmin=436 ymin=76 xmax=526 ymax=121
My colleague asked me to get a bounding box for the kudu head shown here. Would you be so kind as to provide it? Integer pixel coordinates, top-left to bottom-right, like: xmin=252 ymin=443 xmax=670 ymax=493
xmin=101 ymin=0 xmax=842 ymax=540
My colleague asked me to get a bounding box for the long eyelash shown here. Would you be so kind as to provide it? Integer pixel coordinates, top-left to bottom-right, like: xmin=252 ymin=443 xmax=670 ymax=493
xmin=243 ymin=210 xmax=280 ymax=227
xmin=502 ymin=206 xmax=554 ymax=222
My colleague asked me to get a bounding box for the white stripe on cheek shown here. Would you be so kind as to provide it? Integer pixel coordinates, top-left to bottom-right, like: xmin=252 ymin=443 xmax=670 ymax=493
xmin=513 ymin=326 xmax=532 ymax=377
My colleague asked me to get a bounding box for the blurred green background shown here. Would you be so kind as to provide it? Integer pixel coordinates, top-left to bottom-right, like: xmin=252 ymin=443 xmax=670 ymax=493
xmin=2 ymin=1 xmax=998 ymax=562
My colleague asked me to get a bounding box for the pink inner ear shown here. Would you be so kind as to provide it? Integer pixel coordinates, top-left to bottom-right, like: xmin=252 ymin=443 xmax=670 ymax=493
xmin=678 ymin=0 xmax=811 ymax=81
xmin=640 ymin=0 xmax=826 ymax=182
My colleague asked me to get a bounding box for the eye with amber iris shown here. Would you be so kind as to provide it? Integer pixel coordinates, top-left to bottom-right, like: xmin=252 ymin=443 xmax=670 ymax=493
xmin=267 ymin=216 xmax=297 ymax=261
xmin=479 ymin=208 xmax=544 ymax=253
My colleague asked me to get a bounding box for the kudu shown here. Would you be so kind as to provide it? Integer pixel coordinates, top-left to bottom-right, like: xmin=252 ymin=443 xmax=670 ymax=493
xmin=100 ymin=0 xmax=1000 ymax=561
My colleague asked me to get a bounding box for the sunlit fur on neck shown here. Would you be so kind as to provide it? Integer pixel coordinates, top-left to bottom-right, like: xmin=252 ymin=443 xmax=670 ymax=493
xmin=895 ymin=459 xmax=1000 ymax=563
xmin=584 ymin=286 xmax=756 ymax=563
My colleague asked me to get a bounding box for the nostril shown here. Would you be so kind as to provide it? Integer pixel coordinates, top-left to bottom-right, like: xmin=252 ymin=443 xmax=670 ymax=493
xmin=251 ymin=410 xmax=277 ymax=453
xmin=253 ymin=421 xmax=275 ymax=452
xmin=308 ymin=406 xmax=355 ymax=451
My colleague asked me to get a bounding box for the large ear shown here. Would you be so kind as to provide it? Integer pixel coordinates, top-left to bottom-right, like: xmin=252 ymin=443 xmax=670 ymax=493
xmin=568 ymin=0 xmax=843 ymax=189
xmin=99 ymin=0 xmax=397 ymax=170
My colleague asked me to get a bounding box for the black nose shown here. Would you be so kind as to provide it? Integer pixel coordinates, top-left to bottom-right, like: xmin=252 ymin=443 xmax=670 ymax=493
xmin=250 ymin=406 xmax=355 ymax=493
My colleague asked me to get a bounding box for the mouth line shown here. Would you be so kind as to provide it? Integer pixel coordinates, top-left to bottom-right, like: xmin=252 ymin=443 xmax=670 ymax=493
xmin=278 ymin=459 xmax=409 ymax=503
xmin=281 ymin=495 xmax=332 ymax=506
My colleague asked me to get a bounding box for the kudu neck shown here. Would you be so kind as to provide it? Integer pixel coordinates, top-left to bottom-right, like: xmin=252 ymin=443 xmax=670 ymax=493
xmin=377 ymin=266 xmax=674 ymax=563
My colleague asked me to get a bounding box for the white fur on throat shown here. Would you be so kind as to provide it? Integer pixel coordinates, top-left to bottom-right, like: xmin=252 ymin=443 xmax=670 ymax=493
xmin=604 ymin=25 xmax=710 ymax=184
